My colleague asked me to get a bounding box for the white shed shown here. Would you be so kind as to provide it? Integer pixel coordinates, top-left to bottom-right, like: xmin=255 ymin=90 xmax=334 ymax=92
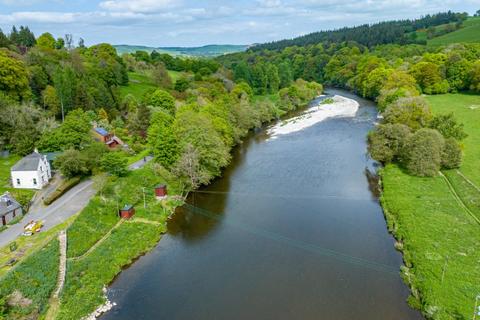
xmin=10 ymin=150 xmax=52 ymax=190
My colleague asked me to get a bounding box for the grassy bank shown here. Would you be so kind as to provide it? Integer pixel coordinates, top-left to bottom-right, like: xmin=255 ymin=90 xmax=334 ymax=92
xmin=381 ymin=92 xmax=480 ymax=319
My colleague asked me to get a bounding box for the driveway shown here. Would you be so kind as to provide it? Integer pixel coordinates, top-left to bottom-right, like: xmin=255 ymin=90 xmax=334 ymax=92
xmin=0 ymin=156 xmax=153 ymax=248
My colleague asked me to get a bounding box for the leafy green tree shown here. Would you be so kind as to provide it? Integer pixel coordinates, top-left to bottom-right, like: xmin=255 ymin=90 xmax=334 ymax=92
xmin=0 ymin=28 xmax=11 ymax=48
xmin=38 ymin=109 xmax=91 ymax=151
xmin=278 ymin=61 xmax=293 ymax=88
xmin=148 ymin=110 xmax=179 ymax=168
xmin=174 ymin=108 xmax=230 ymax=178
xmin=174 ymin=77 xmax=190 ymax=92
xmin=234 ymin=61 xmax=251 ymax=83
xmin=383 ymin=97 xmax=432 ymax=130
xmin=55 ymin=37 xmax=65 ymax=50
xmin=28 ymin=65 xmax=49 ymax=102
xmin=410 ymin=61 xmax=449 ymax=94
xmin=429 ymin=113 xmax=467 ymax=140
xmin=368 ymin=124 xmax=411 ymax=163
xmin=377 ymin=87 xmax=418 ymax=112
xmin=53 ymin=65 xmax=77 ymax=120
xmin=442 ymin=138 xmax=462 ymax=169
xmin=42 ymin=85 xmax=60 ymax=116
xmin=0 ymin=51 xmax=30 ymax=101
xmin=100 ymin=152 xmax=128 ymax=177
xmin=405 ymin=128 xmax=444 ymax=177
xmin=36 ymin=32 xmax=55 ymax=50
xmin=266 ymin=63 xmax=280 ymax=93
xmin=54 ymin=149 xmax=89 ymax=178
xmin=144 ymin=89 xmax=175 ymax=114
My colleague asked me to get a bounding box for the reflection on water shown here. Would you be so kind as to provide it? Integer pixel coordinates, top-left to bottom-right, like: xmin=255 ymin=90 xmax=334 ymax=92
xmin=102 ymin=89 xmax=422 ymax=320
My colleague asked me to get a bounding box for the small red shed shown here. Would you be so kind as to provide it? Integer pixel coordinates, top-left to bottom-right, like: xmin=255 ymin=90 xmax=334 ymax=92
xmin=155 ymin=185 xmax=168 ymax=198
xmin=119 ymin=204 xmax=135 ymax=219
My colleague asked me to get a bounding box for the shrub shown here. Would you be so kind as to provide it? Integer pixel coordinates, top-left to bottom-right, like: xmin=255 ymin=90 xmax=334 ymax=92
xmin=441 ymin=138 xmax=462 ymax=169
xmin=368 ymin=124 xmax=411 ymax=163
xmin=43 ymin=177 xmax=81 ymax=205
xmin=405 ymin=128 xmax=445 ymax=177
xmin=54 ymin=149 xmax=88 ymax=178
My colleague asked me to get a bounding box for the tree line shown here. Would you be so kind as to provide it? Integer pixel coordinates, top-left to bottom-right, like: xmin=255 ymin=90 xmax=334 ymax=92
xmin=251 ymin=11 xmax=468 ymax=51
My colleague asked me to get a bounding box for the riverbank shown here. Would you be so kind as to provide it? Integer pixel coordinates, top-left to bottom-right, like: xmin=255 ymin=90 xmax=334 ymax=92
xmin=380 ymin=93 xmax=480 ymax=319
xmin=267 ymin=95 xmax=359 ymax=139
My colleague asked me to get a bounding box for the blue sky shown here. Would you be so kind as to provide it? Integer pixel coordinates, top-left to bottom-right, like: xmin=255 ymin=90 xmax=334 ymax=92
xmin=0 ymin=0 xmax=479 ymax=47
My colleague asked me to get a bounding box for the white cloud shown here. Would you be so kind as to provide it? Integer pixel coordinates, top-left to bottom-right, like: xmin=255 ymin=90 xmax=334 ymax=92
xmin=99 ymin=0 xmax=180 ymax=13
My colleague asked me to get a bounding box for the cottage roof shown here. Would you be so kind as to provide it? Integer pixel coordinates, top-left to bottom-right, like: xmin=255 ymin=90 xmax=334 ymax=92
xmin=94 ymin=127 xmax=109 ymax=136
xmin=121 ymin=204 xmax=133 ymax=211
xmin=11 ymin=152 xmax=43 ymax=172
xmin=0 ymin=193 xmax=21 ymax=216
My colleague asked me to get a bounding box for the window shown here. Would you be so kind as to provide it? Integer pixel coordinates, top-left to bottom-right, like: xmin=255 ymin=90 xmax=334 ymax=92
xmin=16 ymin=179 xmax=20 ymax=185
xmin=33 ymin=178 xmax=37 ymax=185
xmin=40 ymin=166 xmax=43 ymax=172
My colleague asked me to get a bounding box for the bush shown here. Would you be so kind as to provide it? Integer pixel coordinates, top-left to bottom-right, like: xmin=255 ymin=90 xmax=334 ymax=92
xmin=43 ymin=177 xmax=81 ymax=205
xmin=368 ymin=124 xmax=411 ymax=163
xmin=442 ymin=138 xmax=462 ymax=169
xmin=405 ymin=128 xmax=445 ymax=177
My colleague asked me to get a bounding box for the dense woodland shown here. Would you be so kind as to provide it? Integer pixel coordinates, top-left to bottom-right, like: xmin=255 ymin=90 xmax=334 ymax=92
xmin=252 ymin=11 xmax=468 ymax=51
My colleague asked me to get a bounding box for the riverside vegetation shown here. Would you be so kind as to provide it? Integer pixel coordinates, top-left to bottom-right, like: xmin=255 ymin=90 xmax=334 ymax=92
xmin=0 ymin=9 xmax=479 ymax=320
xmin=0 ymin=25 xmax=322 ymax=319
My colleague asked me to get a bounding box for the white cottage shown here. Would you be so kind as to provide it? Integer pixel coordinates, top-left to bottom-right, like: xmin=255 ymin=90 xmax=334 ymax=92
xmin=11 ymin=150 xmax=51 ymax=189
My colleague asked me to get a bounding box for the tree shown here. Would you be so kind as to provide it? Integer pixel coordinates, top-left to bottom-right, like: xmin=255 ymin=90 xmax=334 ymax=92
xmin=54 ymin=149 xmax=88 ymax=178
xmin=42 ymin=85 xmax=61 ymax=116
xmin=368 ymin=124 xmax=411 ymax=163
xmin=100 ymin=152 xmax=128 ymax=176
xmin=278 ymin=61 xmax=293 ymax=88
xmin=429 ymin=113 xmax=467 ymax=140
xmin=93 ymin=173 xmax=109 ymax=198
xmin=53 ymin=65 xmax=77 ymax=121
xmin=127 ymin=103 xmax=151 ymax=138
xmin=405 ymin=128 xmax=445 ymax=177
xmin=442 ymin=138 xmax=462 ymax=169
xmin=172 ymin=144 xmax=209 ymax=194
xmin=266 ymin=63 xmax=280 ymax=93
xmin=469 ymin=60 xmax=480 ymax=92
xmin=383 ymin=97 xmax=432 ymax=130
xmin=410 ymin=61 xmax=449 ymax=94
xmin=0 ymin=28 xmax=11 ymax=48
xmin=0 ymin=51 xmax=30 ymax=101
xmin=377 ymin=87 xmax=418 ymax=112
xmin=36 ymin=32 xmax=55 ymax=50
xmin=38 ymin=109 xmax=91 ymax=151
xmin=148 ymin=110 xmax=179 ymax=169
xmin=144 ymin=89 xmax=175 ymax=114
xmin=152 ymin=63 xmax=172 ymax=88
xmin=174 ymin=77 xmax=190 ymax=92
xmin=55 ymin=37 xmax=65 ymax=50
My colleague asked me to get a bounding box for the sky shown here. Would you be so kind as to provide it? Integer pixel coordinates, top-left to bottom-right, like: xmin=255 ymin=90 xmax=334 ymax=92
xmin=0 ymin=0 xmax=479 ymax=47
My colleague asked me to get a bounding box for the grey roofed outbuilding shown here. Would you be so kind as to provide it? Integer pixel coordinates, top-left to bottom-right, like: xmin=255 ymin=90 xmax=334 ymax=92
xmin=11 ymin=152 xmax=43 ymax=171
xmin=0 ymin=193 xmax=21 ymax=216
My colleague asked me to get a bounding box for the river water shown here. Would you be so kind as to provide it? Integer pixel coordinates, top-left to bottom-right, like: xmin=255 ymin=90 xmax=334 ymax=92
xmin=102 ymin=89 xmax=422 ymax=320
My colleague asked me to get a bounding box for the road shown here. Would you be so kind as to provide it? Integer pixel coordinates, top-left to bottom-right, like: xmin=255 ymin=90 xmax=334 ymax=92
xmin=0 ymin=156 xmax=153 ymax=248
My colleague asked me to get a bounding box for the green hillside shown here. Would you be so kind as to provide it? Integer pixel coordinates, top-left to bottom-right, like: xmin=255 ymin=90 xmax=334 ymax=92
xmin=114 ymin=44 xmax=248 ymax=57
xmin=428 ymin=17 xmax=480 ymax=46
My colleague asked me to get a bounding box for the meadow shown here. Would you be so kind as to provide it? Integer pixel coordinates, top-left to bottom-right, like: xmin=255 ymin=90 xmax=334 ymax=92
xmin=428 ymin=17 xmax=480 ymax=46
xmin=381 ymin=92 xmax=480 ymax=319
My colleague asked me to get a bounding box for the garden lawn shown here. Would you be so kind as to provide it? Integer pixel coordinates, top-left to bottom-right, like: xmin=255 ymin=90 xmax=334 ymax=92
xmin=381 ymin=92 xmax=480 ymax=319
xmin=0 ymin=155 xmax=35 ymax=208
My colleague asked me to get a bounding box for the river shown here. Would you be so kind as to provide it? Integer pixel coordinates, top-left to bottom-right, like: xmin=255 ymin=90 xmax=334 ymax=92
xmin=101 ymin=89 xmax=422 ymax=320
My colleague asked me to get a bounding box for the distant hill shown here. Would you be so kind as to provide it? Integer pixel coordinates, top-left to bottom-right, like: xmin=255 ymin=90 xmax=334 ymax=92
xmin=428 ymin=17 xmax=480 ymax=46
xmin=114 ymin=44 xmax=249 ymax=57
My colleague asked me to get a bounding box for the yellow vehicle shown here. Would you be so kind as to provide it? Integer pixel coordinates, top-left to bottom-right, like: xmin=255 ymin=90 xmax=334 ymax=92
xmin=22 ymin=220 xmax=43 ymax=236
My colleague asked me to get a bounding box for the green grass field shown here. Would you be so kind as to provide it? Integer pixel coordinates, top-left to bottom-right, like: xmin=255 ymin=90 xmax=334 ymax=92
xmin=381 ymin=92 xmax=480 ymax=319
xmin=428 ymin=17 xmax=480 ymax=46
xmin=119 ymin=71 xmax=157 ymax=100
